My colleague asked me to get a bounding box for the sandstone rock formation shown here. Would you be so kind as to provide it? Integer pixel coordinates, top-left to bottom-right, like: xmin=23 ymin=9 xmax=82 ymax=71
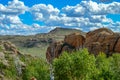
xmin=46 ymin=33 xmax=85 ymax=63
xmin=85 ymin=28 xmax=120 ymax=56
xmin=46 ymin=41 xmax=64 ymax=63
xmin=64 ymin=32 xmax=86 ymax=49
xmin=46 ymin=28 xmax=120 ymax=63
xmin=0 ymin=41 xmax=21 ymax=54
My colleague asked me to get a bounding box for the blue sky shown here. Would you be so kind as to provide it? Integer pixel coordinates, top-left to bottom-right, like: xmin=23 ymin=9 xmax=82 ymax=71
xmin=0 ymin=0 xmax=120 ymax=35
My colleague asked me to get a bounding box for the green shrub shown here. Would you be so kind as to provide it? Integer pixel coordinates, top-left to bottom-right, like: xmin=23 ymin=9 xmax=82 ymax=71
xmin=22 ymin=56 xmax=50 ymax=80
xmin=95 ymin=53 xmax=113 ymax=80
xmin=53 ymin=49 xmax=98 ymax=80
xmin=110 ymin=53 xmax=120 ymax=80
xmin=53 ymin=52 xmax=73 ymax=80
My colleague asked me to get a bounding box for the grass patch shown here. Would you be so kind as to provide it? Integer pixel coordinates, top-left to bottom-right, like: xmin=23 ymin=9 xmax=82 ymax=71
xmin=19 ymin=46 xmax=48 ymax=60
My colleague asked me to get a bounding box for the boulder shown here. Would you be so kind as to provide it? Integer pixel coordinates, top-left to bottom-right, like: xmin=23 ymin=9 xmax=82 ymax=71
xmin=3 ymin=41 xmax=21 ymax=54
xmin=86 ymin=28 xmax=114 ymax=38
xmin=64 ymin=32 xmax=86 ymax=49
xmin=85 ymin=28 xmax=120 ymax=56
xmin=85 ymin=28 xmax=113 ymax=45
xmin=102 ymin=34 xmax=120 ymax=53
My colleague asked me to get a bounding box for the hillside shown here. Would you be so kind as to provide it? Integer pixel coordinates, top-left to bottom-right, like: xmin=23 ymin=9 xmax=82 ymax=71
xmin=0 ymin=27 xmax=84 ymax=48
xmin=0 ymin=27 xmax=84 ymax=58
xmin=48 ymin=27 xmax=84 ymax=35
xmin=0 ymin=41 xmax=49 ymax=80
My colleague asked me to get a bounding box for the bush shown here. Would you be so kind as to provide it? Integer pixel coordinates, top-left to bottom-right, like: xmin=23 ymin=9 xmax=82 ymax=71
xmin=95 ymin=53 xmax=113 ymax=80
xmin=22 ymin=56 xmax=50 ymax=80
xmin=110 ymin=53 xmax=120 ymax=80
xmin=53 ymin=49 xmax=98 ymax=80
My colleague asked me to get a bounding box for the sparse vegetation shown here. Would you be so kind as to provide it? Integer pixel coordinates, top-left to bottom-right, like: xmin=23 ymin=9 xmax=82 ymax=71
xmin=19 ymin=47 xmax=47 ymax=60
xmin=0 ymin=41 xmax=50 ymax=80
xmin=0 ymin=52 xmax=50 ymax=80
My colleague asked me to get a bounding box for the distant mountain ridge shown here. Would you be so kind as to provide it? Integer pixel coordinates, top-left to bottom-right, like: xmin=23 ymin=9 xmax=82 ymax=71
xmin=0 ymin=27 xmax=84 ymax=48
xmin=48 ymin=27 xmax=84 ymax=35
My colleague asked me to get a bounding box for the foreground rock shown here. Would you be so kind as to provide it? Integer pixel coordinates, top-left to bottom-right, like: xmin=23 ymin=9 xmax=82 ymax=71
xmin=0 ymin=41 xmax=49 ymax=80
xmin=46 ymin=33 xmax=86 ymax=63
xmin=0 ymin=41 xmax=25 ymax=80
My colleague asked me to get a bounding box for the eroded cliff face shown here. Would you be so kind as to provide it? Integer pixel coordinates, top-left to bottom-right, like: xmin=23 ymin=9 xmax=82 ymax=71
xmin=46 ymin=28 xmax=120 ymax=63
xmin=46 ymin=32 xmax=86 ymax=63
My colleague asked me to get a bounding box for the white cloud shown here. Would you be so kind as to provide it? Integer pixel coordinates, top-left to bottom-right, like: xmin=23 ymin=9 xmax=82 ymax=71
xmin=107 ymin=2 xmax=120 ymax=14
xmin=0 ymin=0 xmax=28 ymax=31
xmin=0 ymin=0 xmax=30 ymax=35
xmin=0 ymin=0 xmax=28 ymax=15
xmin=30 ymin=4 xmax=60 ymax=21
xmin=0 ymin=22 xmax=56 ymax=35
xmin=1 ymin=15 xmax=22 ymax=24
xmin=62 ymin=1 xmax=120 ymax=16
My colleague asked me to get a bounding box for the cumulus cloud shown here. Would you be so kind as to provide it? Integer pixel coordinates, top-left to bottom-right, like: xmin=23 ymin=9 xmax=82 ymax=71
xmin=62 ymin=1 xmax=120 ymax=17
xmin=30 ymin=4 xmax=60 ymax=21
xmin=0 ymin=0 xmax=31 ymax=35
xmin=0 ymin=0 xmax=28 ymax=15
xmin=0 ymin=15 xmax=22 ymax=25
xmin=0 ymin=23 xmax=55 ymax=35
xmin=0 ymin=0 xmax=28 ymax=30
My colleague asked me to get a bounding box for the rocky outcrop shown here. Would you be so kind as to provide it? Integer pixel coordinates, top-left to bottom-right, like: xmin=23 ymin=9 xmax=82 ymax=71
xmin=46 ymin=28 xmax=120 ymax=63
xmin=86 ymin=28 xmax=114 ymax=38
xmin=85 ymin=28 xmax=120 ymax=56
xmin=46 ymin=41 xmax=64 ymax=63
xmin=0 ymin=41 xmax=25 ymax=79
xmin=2 ymin=41 xmax=21 ymax=54
xmin=64 ymin=32 xmax=86 ymax=49
xmin=46 ymin=33 xmax=85 ymax=63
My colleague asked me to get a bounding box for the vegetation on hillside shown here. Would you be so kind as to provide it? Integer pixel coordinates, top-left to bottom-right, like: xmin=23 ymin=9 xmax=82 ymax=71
xmin=0 ymin=53 xmax=50 ymax=80
xmin=53 ymin=49 xmax=120 ymax=80
xmin=0 ymin=41 xmax=50 ymax=80
xmin=1 ymin=40 xmax=120 ymax=80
